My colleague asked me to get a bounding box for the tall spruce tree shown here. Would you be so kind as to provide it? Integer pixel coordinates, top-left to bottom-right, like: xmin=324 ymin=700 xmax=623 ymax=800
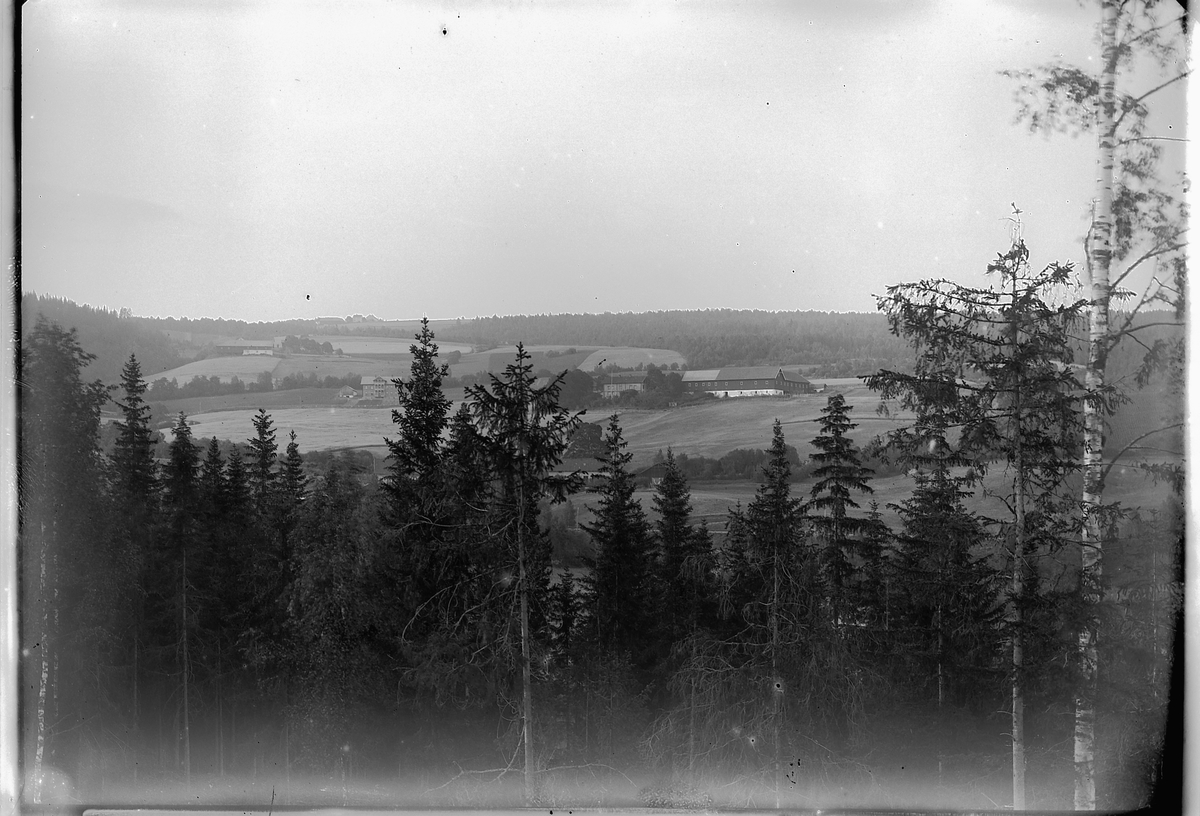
xmin=384 ymin=317 xmax=452 ymax=497
xmin=806 ymin=394 xmax=874 ymax=635
xmin=582 ymin=415 xmax=657 ymax=670
xmin=112 ymin=353 xmax=158 ymax=505
xmin=465 ymin=343 xmax=582 ymax=803
xmin=743 ymin=420 xmax=806 ymax=803
xmin=653 ymin=449 xmax=700 ymax=641
xmin=247 ymin=408 xmax=277 ymax=512
xmin=161 ymin=413 xmax=202 ymax=784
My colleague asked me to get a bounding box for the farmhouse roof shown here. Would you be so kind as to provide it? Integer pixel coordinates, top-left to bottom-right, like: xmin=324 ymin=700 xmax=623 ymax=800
xmin=682 ymin=366 xmax=810 ymax=384
xmin=361 ymin=375 xmax=390 ymax=385
xmin=598 ymin=371 xmax=648 ymax=384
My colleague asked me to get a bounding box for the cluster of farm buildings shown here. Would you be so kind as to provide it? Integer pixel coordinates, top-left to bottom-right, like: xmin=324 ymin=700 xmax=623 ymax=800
xmin=599 ymin=366 xmax=814 ymax=398
xmin=211 ymin=338 xmax=815 ymax=402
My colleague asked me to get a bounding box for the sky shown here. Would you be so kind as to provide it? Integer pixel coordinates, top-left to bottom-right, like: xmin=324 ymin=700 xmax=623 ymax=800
xmin=20 ymin=0 xmax=1189 ymax=323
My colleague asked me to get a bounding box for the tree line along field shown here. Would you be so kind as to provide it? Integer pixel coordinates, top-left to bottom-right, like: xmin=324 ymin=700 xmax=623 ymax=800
xmin=142 ymin=344 xmax=684 ymax=392
xmin=180 ymin=379 xmax=1176 ymax=545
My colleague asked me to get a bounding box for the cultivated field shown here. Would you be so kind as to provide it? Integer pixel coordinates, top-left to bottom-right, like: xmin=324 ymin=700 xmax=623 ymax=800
xmin=185 ymin=381 xmax=886 ymax=458
xmin=151 ymin=354 xmax=413 ymax=385
xmin=579 ymin=347 xmax=687 ymax=370
xmin=148 ymin=355 xmax=281 ymax=384
xmin=600 ymin=380 xmax=905 ymax=469
xmin=188 ymin=376 xmax=1177 ymax=527
xmin=308 ymin=335 xmax=473 ymax=356
xmin=271 ymin=356 xmax=410 ymax=380
xmin=187 ymin=405 xmax=401 ymax=460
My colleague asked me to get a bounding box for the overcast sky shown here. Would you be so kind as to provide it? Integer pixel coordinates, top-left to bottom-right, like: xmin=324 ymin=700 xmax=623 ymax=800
xmin=21 ymin=0 xmax=1188 ymax=323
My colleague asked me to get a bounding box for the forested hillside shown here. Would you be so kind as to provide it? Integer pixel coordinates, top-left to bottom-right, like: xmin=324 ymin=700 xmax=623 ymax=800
xmin=438 ymin=309 xmax=913 ymax=372
xmin=20 ymin=293 xmax=185 ymax=384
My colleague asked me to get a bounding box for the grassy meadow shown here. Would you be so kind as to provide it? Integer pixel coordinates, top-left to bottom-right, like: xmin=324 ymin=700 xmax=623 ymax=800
xmin=150 ymin=354 xmax=415 ymax=385
xmin=148 ymin=355 xmax=282 ymax=384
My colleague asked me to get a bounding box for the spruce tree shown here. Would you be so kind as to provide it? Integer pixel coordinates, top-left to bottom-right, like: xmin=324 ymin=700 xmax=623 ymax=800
xmin=247 ymin=408 xmax=277 ymax=512
xmin=806 ymin=394 xmax=874 ymax=633
xmin=582 ymin=414 xmax=656 ymax=670
xmin=744 ymin=420 xmax=806 ymax=802
xmin=465 ymin=343 xmax=582 ymax=803
xmin=111 ymin=353 xmax=158 ymax=504
xmin=160 ymin=413 xmax=202 ymax=783
xmin=385 ymin=317 xmax=452 ymax=496
xmin=652 ymin=448 xmax=699 ymax=642
xmin=891 ymin=463 xmax=1002 ymax=712
xmin=865 ymin=236 xmax=1086 ymax=808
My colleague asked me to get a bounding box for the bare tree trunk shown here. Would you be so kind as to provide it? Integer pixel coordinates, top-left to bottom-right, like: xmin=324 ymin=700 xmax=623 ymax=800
xmin=133 ymin=635 xmax=139 ymax=786
xmin=518 ymin=498 xmax=535 ymax=804
xmin=216 ymin=643 xmax=224 ymax=778
xmin=29 ymin=528 xmax=49 ymax=803
xmin=1075 ymin=1 xmax=1118 ymax=809
xmin=1012 ymin=522 xmax=1026 ymax=811
xmin=181 ymin=553 xmax=191 ymax=791
xmin=688 ymin=635 xmax=697 ymax=773
xmin=772 ymin=551 xmax=781 ymax=809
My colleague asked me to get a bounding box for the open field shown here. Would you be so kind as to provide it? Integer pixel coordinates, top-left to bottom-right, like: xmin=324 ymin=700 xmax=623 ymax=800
xmin=148 ymin=355 xmax=281 ymax=384
xmin=152 ymin=354 xmax=415 ymax=384
xmin=579 ymin=347 xmax=687 ymax=370
xmin=271 ymin=355 xmax=410 ymax=380
xmin=187 ymin=405 xmax=402 ymax=457
xmin=599 ymin=380 xmax=905 ymax=469
xmin=186 ymin=382 xmax=887 ymax=457
xmin=188 ymin=376 xmax=1179 ymax=529
xmin=155 ymin=387 xmax=343 ymax=416
xmin=309 ymin=335 xmax=473 ymax=356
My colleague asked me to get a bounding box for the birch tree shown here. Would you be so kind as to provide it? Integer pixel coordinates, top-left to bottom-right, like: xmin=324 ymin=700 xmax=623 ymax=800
xmin=19 ymin=318 xmax=110 ymax=800
xmin=1003 ymin=5 xmax=1187 ymax=805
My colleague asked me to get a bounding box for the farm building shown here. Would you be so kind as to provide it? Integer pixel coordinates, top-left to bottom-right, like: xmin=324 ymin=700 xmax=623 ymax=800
xmin=681 ymin=366 xmax=813 ymax=398
xmin=598 ymin=371 xmax=648 ymax=398
xmin=338 ymin=386 xmax=360 ymax=400
xmin=214 ymin=337 xmax=276 ymax=356
xmin=360 ymin=375 xmax=394 ymax=401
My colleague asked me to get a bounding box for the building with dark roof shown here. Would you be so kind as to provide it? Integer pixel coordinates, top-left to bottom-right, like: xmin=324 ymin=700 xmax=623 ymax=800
xmin=680 ymin=366 xmax=813 ymax=398
xmin=597 ymin=370 xmax=649 ymax=398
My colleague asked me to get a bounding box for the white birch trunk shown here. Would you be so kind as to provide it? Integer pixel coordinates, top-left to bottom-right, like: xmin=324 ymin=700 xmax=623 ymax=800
xmin=1075 ymin=1 xmax=1118 ymax=809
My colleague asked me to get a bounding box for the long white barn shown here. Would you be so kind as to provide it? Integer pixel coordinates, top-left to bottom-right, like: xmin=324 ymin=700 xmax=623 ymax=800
xmin=681 ymin=366 xmax=813 ymax=398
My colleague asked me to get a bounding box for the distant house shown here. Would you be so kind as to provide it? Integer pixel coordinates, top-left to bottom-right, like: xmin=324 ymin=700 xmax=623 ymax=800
xmin=338 ymin=386 xmax=360 ymax=400
xmin=215 ymin=337 xmax=275 ymax=356
xmin=637 ymin=461 xmax=670 ymax=486
xmin=361 ymin=375 xmax=392 ymax=401
xmin=681 ymin=367 xmax=813 ymax=398
xmin=241 ymin=341 xmax=275 ymax=356
xmin=598 ymin=371 xmax=648 ymax=398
